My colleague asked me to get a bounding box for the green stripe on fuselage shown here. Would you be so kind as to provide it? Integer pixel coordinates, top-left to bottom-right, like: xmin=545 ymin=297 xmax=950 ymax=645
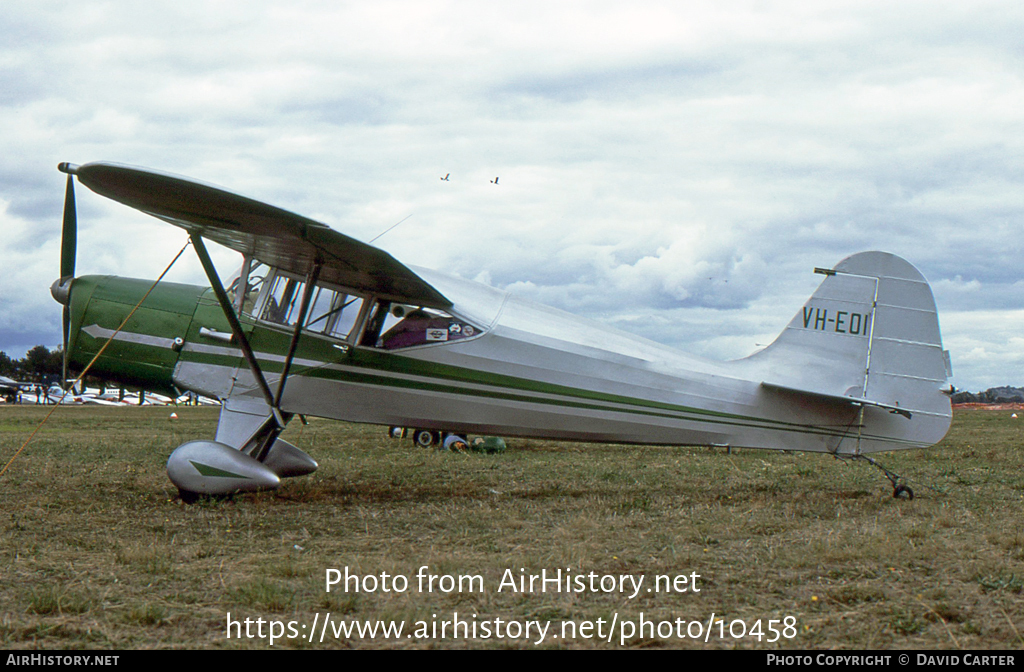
xmin=179 ymin=322 xmax=876 ymax=442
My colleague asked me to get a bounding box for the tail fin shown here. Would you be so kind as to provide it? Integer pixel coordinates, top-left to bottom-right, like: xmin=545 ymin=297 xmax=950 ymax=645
xmin=748 ymin=251 xmax=952 ymax=451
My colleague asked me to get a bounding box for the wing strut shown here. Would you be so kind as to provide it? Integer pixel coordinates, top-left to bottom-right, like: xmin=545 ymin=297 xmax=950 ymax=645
xmin=190 ymin=234 xmax=281 ymax=425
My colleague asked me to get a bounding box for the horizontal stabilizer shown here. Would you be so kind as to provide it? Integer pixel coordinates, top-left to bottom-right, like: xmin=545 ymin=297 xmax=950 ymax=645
xmin=761 ymin=382 xmax=912 ymax=419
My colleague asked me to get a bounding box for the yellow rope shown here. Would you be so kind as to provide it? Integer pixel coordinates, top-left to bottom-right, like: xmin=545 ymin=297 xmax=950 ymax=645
xmin=0 ymin=240 xmax=192 ymax=479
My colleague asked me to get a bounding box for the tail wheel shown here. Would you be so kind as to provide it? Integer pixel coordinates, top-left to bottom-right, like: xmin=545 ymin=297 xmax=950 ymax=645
xmin=893 ymin=484 xmax=914 ymax=500
xmin=413 ymin=429 xmax=439 ymax=448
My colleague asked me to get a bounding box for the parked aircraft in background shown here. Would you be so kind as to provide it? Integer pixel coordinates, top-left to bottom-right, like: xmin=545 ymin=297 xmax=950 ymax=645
xmin=0 ymin=376 xmax=33 ymax=404
xmin=52 ymin=162 xmax=953 ymax=501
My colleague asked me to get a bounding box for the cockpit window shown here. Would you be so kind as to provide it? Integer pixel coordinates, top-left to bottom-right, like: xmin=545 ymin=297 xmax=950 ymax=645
xmin=229 ymin=261 xmax=269 ymax=317
xmin=360 ymin=300 xmax=481 ymax=349
xmin=253 ymin=270 xmax=478 ymax=348
xmin=305 ymin=287 xmax=365 ymax=340
xmin=261 ymin=274 xmax=305 ymax=325
xmin=257 ymin=271 xmax=366 ymax=341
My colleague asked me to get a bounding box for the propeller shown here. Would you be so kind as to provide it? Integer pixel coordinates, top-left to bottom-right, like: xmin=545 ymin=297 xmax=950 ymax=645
xmin=54 ymin=163 xmax=79 ymax=388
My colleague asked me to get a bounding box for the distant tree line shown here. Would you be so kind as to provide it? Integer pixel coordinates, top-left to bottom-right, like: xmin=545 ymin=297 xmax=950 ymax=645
xmin=0 ymin=345 xmax=64 ymax=382
xmin=951 ymin=386 xmax=1024 ymax=404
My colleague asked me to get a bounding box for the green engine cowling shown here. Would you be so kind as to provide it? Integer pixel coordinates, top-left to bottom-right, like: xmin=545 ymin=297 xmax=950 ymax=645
xmin=66 ymin=275 xmax=206 ymax=396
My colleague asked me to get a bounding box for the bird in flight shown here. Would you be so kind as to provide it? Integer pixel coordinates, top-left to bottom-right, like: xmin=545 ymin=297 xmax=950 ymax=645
xmin=440 ymin=173 xmax=450 ymax=181
xmin=491 ymin=177 xmax=499 ymax=184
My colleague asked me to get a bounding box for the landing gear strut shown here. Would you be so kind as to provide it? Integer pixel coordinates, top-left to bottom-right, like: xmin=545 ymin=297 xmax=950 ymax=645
xmin=856 ymin=454 xmax=914 ymax=500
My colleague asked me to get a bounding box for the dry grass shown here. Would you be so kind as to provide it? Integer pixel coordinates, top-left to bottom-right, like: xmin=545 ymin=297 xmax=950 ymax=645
xmin=0 ymin=405 xmax=1021 ymax=649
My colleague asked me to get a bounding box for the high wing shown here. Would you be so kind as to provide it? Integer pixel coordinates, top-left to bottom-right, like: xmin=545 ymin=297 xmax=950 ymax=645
xmin=0 ymin=376 xmax=19 ymax=391
xmin=0 ymin=376 xmax=34 ymax=390
xmin=67 ymin=162 xmax=451 ymax=308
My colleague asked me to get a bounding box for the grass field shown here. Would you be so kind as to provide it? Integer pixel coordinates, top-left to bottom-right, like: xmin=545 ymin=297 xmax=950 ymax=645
xmin=0 ymin=405 xmax=1021 ymax=649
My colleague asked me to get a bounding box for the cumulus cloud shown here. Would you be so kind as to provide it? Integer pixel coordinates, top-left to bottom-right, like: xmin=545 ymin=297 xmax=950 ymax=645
xmin=0 ymin=1 xmax=1021 ymax=390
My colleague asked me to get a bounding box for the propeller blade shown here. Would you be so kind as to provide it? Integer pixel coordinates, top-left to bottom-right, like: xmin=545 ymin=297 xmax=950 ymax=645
xmin=58 ymin=166 xmax=78 ymax=388
xmin=61 ymin=172 xmax=76 ymax=280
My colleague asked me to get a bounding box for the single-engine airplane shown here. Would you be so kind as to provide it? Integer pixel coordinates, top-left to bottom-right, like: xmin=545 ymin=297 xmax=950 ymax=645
xmin=51 ymin=162 xmax=953 ymax=501
xmin=0 ymin=376 xmax=33 ymax=404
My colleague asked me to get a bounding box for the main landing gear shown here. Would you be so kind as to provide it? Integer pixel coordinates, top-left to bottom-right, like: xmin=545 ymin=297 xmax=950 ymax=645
xmin=388 ymin=427 xmax=507 ymax=453
xmin=388 ymin=426 xmax=444 ymax=447
xmin=388 ymin=427 xmax=449 ymax=448
xmin=413 ymin=429 xmax=439 ymax=448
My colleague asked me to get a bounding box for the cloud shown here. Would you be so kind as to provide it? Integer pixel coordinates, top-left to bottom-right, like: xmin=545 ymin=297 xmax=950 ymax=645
xmin=0 ymin=1 xmax=1022 ymax=392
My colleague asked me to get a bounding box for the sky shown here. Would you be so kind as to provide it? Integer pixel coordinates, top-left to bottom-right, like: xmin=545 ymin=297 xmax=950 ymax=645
xmin=1 ymin=1 xmax=1022 ymax=392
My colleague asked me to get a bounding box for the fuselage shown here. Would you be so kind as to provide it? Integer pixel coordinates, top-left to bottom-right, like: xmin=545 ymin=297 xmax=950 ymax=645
xmin=65 ymin=265 xmax=946 ymax=456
